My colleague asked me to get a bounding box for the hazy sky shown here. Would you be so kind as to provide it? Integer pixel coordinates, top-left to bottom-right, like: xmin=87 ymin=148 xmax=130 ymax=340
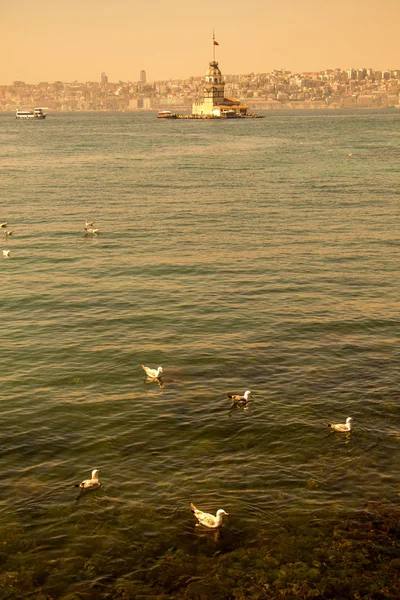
xmin=1 ymin=0 xmax=399 ymax=84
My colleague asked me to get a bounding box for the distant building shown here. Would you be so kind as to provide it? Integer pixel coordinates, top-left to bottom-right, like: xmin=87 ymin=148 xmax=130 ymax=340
xmin=140 ymin=70 xmax=146 ymax=84
xmin=129 ymin=97 xmax=152 ymax=110
xmin=130 ymin=98 xmax=144 ymax=109
xmin=101 ymin=72 xmax=108 ymax=87
xmin=357 ymin=95 xmax=374 ymax=107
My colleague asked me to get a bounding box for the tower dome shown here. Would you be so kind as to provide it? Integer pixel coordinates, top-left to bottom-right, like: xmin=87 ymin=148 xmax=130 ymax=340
xmin=205 ymin=60 xmax=223 ymax=85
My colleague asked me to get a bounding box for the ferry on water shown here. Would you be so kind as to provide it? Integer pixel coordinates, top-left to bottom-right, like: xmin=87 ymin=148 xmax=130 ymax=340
xmin=157 ymin=110 xmax=178 ymax=119
xmin=16 ymin=107 xmax=47 ymax=119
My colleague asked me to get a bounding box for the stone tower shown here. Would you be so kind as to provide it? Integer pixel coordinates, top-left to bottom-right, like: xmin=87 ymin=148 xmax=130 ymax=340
xmin=203 ymin=60 xmax=225 ymax=112
xmin=192 ymin=60 xmax=225 ymax=116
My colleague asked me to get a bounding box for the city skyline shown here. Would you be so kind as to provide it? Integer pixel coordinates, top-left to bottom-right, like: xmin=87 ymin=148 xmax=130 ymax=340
xmin=3 ymin=63 xmax=400 ymax=87
xmin=1 ymin=0 xmax=399 ymax=85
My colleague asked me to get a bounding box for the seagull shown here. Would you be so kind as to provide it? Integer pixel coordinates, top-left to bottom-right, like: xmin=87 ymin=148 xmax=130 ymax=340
xmin=4 ymin=230 xmax=13 ymax=236
xmin=85 ymin=221 xmax=95 ymax=228
xmin=85 ymin=227 xmax=100 ymax=235
xmin=190 ymin=503 xmax=229 ymax=529
xmin=0 ymin=223 xmax=8 ymax=228
xmin=327 ymin=417 xmax=353 ymax=432
xmin=142 ymin=365 xmax=163 ymax=379
xmin=227 ymin=390 xmax=252 ymax=403
xmin=74 ymin=469 xmax=101 ymax=490
xmin=2 ymin=250 xmax=11 ymax=258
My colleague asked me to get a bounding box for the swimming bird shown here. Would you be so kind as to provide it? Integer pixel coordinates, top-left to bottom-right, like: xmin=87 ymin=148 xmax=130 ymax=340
xmin=327 ymin=417 xmax=353 ymax=432
xmin=85 ymin=227 xmax=100 ymax=235
xmin=190 ymin=503 xmax=229 ymax=529
xmin=74 ymin=469 xmax=101 ymax=490
xmin=2 ymin=250 xmax=11 ymax=258
xmin=227 ymin=390 xmax=252 ymax=403
xmin=0 ymin=223 xmax=8 ymax=228
xmin=4 ymin=230 xmax=13 ymax=236
xmin=141 ymin=365 xmax=163 ymax=379
xmin=85 ymin=220 xmax=95 ymax=228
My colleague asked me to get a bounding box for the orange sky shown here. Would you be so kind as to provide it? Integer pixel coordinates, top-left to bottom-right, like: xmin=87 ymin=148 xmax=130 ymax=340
xmin=1 ymin=0 xmax=399 ymax=84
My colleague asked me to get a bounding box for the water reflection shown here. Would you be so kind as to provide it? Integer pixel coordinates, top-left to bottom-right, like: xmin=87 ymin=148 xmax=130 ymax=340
xmin=193 ymin=527 xmax=222 ymax=542
xmin=145 ymin=376 xmax=164 ymax=389
xmin=228 ymin=400 xmax=251 ymax=415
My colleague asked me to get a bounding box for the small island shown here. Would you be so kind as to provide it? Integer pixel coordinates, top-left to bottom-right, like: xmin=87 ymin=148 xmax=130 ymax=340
xmin=158 ymin=39 xmax=264 ymax=120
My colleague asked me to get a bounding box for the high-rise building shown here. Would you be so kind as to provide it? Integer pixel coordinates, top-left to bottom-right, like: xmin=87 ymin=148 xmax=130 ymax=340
xmin=347 ymin=69 xmax=356 ymax=80
xmin=101 ymin=72 xmax=108 ymax=86
xmin=140 ymin=70 xmax=146 ymax=84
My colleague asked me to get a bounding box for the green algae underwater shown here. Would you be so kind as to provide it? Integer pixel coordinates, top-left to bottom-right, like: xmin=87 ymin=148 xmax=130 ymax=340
xmin=0 ymin=501 xmax=399 ymax=599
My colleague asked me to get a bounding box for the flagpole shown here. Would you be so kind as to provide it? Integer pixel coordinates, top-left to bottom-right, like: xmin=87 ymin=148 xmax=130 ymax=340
xmin=213 ymin=30 xmax=215 ymax=61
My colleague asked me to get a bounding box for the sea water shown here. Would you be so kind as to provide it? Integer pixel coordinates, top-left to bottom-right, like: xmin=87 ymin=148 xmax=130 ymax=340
xmin=0 ymin=110 xmax=399 ymax=598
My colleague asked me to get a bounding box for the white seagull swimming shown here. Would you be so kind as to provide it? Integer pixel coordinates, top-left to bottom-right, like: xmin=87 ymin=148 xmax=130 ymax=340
xmin=227 ymin=390 xmax=252 ymax=403
xmin=142 ymin=365 xmax=163 ymax=379
xmin=190 ymin=503 xmax=229 ymax=529
xmin=327 ymin=417 xmax=353 ymax=432
xmin=85 ymin=227 xmax=100 ymax=235
xmin=0 ymin=223 xmax=8 ymax=228
xmin=2 ymin=250 xmax=11 ymax=258
xmin=4 ymin=230 xmax=13 ymax=236
xmin=85 ymin=220 xmax=95 ymax=228
xmin=74 ymin=469 xmax=101 ymax=490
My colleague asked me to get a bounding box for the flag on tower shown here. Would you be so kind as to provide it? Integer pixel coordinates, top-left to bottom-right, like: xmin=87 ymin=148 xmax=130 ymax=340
xmin=214 ymin=40 xmax=219 ymax=46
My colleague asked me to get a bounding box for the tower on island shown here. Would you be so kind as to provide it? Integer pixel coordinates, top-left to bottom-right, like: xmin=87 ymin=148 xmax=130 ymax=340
xmin=192 ymin=33 xmax=248 ymax=117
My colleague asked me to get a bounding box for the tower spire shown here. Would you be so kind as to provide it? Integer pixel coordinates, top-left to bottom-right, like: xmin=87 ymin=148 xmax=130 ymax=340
xmin=213 ymin=30 xmax=219 ymax=61
xmin=213 ymin=30 xmax=215 ymax=61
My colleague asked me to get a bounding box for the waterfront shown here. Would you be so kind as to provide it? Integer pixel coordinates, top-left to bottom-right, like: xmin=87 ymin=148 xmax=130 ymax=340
xmin=0 ymin=110 xmax=399 ymax=599
xmin=3 ymin=67 xmax=400 ymax=112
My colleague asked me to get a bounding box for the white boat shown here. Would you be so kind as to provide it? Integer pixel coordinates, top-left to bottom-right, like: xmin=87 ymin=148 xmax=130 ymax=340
xmin=157 ymin=110 xmax=178 ymax=119
xmin=16 ymin=107 xmax=47 ymax=119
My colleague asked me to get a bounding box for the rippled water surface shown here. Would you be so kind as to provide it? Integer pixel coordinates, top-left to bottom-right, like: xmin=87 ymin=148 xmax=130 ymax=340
xmin=1 ymin=110 xmax=399 ymax=599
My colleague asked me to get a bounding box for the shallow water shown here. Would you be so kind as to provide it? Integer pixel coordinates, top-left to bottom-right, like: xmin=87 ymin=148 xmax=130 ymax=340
xmin=0 ymin=110 xmax=399 ymax=599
